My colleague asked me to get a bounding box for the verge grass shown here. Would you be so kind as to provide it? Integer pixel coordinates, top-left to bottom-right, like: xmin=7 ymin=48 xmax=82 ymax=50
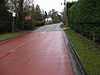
xmin=60 ymin=24 xmax=65 ymax=28
xmin=0 ymin=32 xmax=24 ymax=40
xmin=64 ymin=29 xmax=100 ymax=75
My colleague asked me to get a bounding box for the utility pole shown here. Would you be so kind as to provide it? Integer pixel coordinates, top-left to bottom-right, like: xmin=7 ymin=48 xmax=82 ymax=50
xmin=61 ymin=0 xmax=68 ymax=27
xmin=64 ymin=0 xmax=68 ymax=27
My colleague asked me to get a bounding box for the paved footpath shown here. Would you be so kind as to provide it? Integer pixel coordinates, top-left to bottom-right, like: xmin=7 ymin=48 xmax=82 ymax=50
xmin=0 ymin=23 xmax=75 ymax=75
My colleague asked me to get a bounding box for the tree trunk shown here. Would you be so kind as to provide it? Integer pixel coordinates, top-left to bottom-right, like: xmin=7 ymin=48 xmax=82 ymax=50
xmin=17 ymin=0 xmax=24 ymax=30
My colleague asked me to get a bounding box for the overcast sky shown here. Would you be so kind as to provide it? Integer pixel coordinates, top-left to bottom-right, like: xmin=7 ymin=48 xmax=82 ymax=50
xmin=34 ymin=0 xmax=77 ymax=12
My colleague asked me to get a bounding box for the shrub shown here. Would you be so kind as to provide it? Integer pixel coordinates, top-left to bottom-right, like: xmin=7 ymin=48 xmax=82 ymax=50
xmin=32 ymin=20 xmax=45 ymax=26
xmin=23 ymin=20 xmax=34 ymax=30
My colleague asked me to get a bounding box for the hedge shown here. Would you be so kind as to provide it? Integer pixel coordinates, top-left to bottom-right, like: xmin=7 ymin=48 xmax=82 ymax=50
xmin=67 ymin=0 xmax=100 ymax=44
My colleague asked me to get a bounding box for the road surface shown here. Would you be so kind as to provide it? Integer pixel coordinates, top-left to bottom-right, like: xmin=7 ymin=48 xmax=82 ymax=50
xmin=0 ymin=23 xmax=75 ymax=75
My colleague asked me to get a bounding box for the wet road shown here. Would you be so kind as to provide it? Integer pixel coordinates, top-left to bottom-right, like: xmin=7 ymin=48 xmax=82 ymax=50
xmin=0 ymin=23 xmax=74 ymax=75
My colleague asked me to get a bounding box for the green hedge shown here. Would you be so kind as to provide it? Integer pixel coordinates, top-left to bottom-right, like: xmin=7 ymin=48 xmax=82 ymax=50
xmin=67 ymin=0 xmax=100 ymax=44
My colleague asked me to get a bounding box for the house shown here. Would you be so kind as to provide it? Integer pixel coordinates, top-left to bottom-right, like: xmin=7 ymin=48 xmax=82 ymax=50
xmin=45 ymin=17 xmax=52 ymax=24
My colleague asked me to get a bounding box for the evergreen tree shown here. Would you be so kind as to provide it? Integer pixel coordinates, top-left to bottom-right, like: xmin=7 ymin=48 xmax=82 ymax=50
xmin=0 ymin=0 xmax=12 ymax=33
xmin=31 ymin=5 xmax=45 ymax=26
xmin=34 ymin=5 xmax=43 ymax=21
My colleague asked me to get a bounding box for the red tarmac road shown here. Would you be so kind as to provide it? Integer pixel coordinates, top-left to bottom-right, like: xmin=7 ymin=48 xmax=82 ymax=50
xmin=0 ymin=29 xmax=74 ymax=75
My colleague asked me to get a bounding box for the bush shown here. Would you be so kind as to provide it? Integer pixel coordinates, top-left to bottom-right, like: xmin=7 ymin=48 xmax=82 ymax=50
xmin=23 ymin=19 xmax=45 ymax=30
xmin=32 ymin=20 xmax=45 ymax=26
xmin=23 ymin=20 xmax=34 ymax=30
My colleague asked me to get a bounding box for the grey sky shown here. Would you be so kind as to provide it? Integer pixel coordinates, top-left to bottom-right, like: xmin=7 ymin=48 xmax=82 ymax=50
xmin=34 ymin=0 xmax=77 ymax=12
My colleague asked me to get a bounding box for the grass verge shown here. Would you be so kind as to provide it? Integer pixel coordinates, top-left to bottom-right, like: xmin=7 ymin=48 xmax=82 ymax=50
xmin=60 ymin=24 xmax=65 ymax=28
xmin=0 ymin=32 xmax=25 ymax=41
xmin=64 ymin=29 xmax=100 ymax=75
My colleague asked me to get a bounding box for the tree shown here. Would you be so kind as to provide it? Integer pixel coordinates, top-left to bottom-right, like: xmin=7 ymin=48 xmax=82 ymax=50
xmin=7 ymin=0 xmax=19 ymax=13
xmin=34 ymin=5 xmax=43 ymax=21
xmin=31 ymin=5 xmax=45 ymax=26
xmin=23 ymin=0 xmax=34 ymax=17
xmin=0 ymin=0 xmax=12 ymax=33
xmin=7 ymin=0 xmax=34 ymax=30
xmin=17 ymin=0 xmax=24 ymax=30
xmin=44 ymin=11 xmax=48 ymax=19
xmin=67 ymin=1 xmax=76 ymax=9
xmin=49 ymin=9 xmax=62 ymax=23
xmin=32 ymin=5 xmax=44 ymax=20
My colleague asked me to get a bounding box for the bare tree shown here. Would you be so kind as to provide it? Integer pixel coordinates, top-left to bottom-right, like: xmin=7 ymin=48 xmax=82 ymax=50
xmin=23 ymin=0 xmax=34 ymax=16
xmin=7 ymin=0 xmax=34 ymax=30
xmin=7 ymin=0 xmax=19 ymax=13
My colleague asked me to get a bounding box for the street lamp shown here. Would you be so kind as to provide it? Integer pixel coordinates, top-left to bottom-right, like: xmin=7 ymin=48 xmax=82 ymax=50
xmin=12 ymin=12 xmax=16 ymax=32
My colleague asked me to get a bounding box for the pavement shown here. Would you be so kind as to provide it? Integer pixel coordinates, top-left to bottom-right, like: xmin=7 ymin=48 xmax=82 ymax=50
xmin=0 ymin=23 xmax=75 ymax=75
